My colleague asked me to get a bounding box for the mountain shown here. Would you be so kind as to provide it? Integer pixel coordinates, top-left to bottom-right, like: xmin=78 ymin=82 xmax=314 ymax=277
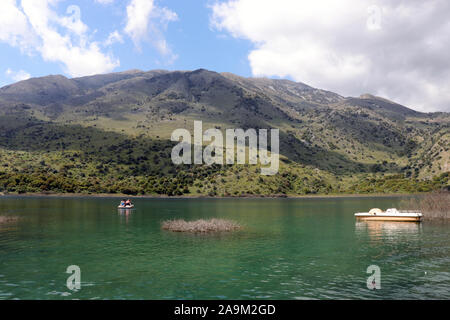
xmin=0 ymin=69 xmax=448 ymax=196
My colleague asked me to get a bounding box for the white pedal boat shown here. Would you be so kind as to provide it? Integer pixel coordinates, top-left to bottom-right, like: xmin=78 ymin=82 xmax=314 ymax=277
xmin=355 ymin=208 xmax=422 ymax=222
xmin=118 ymin=205 xmax=134 ymax=209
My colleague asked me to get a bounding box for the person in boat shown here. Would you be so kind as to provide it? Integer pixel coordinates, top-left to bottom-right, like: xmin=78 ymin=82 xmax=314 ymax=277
xmin=119 ymin=199 xmax=126 ymax=207
xmin=125 ymin=199 xmax=132 ymax=207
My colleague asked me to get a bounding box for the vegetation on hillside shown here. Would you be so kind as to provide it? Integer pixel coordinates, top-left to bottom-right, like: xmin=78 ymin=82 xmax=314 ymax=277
xmin=0 ymin=69 xmax=448 ymax=197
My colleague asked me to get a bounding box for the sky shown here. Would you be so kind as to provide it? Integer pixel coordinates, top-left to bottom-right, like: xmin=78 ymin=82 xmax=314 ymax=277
xmin=0 ymin=0 xmax=449 ymax=112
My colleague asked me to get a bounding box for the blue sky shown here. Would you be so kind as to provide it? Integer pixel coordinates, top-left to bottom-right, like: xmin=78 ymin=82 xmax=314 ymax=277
xmin=0 ymin=0 xmax=253 ymax=86
xmin=1 ymin=0 xmax=449 ymax=112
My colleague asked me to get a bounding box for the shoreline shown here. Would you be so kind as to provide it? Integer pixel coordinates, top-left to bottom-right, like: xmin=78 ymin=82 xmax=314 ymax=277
xmin=0 ymin=192 xmax=421 ymax=199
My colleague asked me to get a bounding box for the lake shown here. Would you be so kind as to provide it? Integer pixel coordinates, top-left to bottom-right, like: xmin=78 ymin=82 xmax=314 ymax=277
xmin=0 ymin=196 xmax=449 ymax=300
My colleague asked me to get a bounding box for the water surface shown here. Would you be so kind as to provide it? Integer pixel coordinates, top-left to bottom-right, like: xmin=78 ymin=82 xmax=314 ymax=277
xmin=0 ymin=196 xmax=449 ymax=299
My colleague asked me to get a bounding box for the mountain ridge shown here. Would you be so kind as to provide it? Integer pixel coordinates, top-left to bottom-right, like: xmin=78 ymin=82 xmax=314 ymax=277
xmin=0 ymin=68 xmax=441 ymax=116
xmin=0 ymin=68 xmax=448 ymax=196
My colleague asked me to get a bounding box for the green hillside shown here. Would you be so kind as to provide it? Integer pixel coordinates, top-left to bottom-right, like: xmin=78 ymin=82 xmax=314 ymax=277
xmin=0 ymin=69 xmax=448 ymax=196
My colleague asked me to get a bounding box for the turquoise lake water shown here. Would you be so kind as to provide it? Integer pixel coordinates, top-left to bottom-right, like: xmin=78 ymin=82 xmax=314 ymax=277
xmin=0 ymin=196 xmax=449 ymax=300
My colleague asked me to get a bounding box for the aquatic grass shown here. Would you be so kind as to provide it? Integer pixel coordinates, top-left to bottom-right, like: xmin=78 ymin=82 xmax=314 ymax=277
xmin=162 ymin=218 xmax=241 ymax=233
xmin=400 ymin=191 xmax=450 ymax=220
xmin=0 ymin=216 xmax=19 ymax=224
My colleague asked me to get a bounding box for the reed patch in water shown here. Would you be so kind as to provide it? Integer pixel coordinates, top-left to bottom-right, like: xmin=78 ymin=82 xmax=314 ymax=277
xmin=162 ymin=218 xmax=241 ymax=233
xmin=400 ymin=191 xmax=450 ymax=220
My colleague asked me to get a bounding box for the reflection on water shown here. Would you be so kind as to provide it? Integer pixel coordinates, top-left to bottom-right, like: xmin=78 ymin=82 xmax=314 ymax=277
xmin=118 ymin=208 xmax=134 ymax=224
xmin=355 ymin=221 xmax=422 ymax=241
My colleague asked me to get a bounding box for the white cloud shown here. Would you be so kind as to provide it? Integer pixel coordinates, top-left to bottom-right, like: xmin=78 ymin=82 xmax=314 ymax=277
xmin=0 ymin=0 xmax=37 ymax=52
xmin=105 ymin=30 xmax=124 ymax=46
xmin=57 ymin=5 xmax=88 ymax=36
xmin=124 ymin=0 xmax=178 ymax=61
xmin=211 ymin=0 xmax=450 ymax=112
xmin=0 ymin=0 xmax=119 ymax=77
xmin=125 ymin=0 xmax=155 ymax=47
xmin=5 ymin=68 xmax=31 ymax=82
xmin=95 ymin=0 xmax=114 ymax=4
